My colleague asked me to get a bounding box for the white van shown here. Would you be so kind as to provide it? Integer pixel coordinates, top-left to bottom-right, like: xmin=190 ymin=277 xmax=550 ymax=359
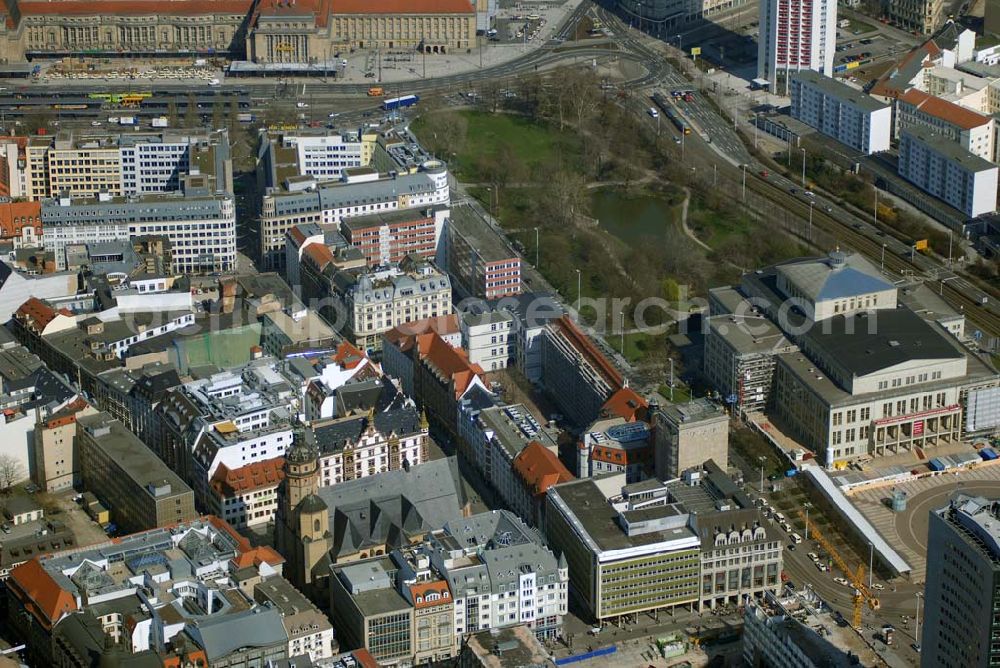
xmin=648 ymin=107 xmax=659 ymax=118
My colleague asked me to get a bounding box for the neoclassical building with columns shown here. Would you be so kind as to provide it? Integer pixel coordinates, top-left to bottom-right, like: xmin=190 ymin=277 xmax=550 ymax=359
xmin=0 ymin=0 xmax=476 ymax=63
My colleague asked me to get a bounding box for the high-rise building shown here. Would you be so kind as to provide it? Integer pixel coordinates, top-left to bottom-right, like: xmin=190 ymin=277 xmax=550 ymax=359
xmin=757 ymin=0 xmax=837 ymax=92
xmin=921 ymin=494 xmax=1000 ymax=667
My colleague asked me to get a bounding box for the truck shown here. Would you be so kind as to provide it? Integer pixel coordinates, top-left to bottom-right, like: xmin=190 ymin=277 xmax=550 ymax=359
xmin=151 ymin=116 xmax=169 ymax=128
xmin=118 ymin=116 xmax=136 ymax=126
xmin=237 ymin=112 xmax=254 ymax=123
xmin=367 ymin=86 xmax=384 ymax=96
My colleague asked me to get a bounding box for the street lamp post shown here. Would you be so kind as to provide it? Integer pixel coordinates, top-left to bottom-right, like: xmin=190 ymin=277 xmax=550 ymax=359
xmin=800 ymin=148 xmax=806 ymax=187
xmin=804 ymin=502 xmax=812 ymax=541
xmin=868 ymin=542 xmax=874 ymax=589
xmin=758 ymin=456 xmax=766 ymax=492
xmin=915 ymin=593 xmax=923 ymax=648
xmin=534 ymin=227 xmax=540 ymax=268
xmin=880 ymin=243 xmax=887 ymax=272
xmin=575 ymin=269 xmax=581 ymax=320
xmin=676 ymin=34 xmax=683 ymax=53
xmin=619 ymin=309 xmax=625 ymax=355
xmin=742 ymin=164 xmax=747 ymax=202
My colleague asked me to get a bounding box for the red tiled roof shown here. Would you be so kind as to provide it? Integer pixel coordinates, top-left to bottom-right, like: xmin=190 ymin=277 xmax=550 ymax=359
xmin=232 ymin=545 xmax=285 ymax=570
xmin=8 ymin=559 xmax=76 ymax=630
xmin=590 ymin=444 xmax=652 ymax=466
xmin=898 ymin=89 xmax=990 ymax=130
xmin=332 ymin=0 xmax=473 ymax=14
xmin=551 ymin=316 xmax=624 ymax=390
xmin=210 ymin=457 xmax=285 ymax=497
xmin=409 ymin=580 xmax=452 ymax=609
xmin=288 ymin=225 xmax=310 ymax=246
xmin=14 ymin=0 xmax=254 ymax=17
xmin=353 ymin=650 xmax=380 ymax=668
xmin=44 ymin=397 xmax=89 ymax=429
xmin=331 ymin=340 xmax=367 ymax=369
xmin=0 ymin=200 xmax=40 ymax=239
xmin=302 ymin=242 xmax=335 ymax=270
xmin=601 ymin=387 xmax=648 ymax=422
xmin=15 ymin=297 xmax=58 ymax=331
xmin=419 ymin=332 xmax=484 ymax=398
xmin=383 ymin=314 xmax=460 ymax=347
xmin=513 ymin=441 xmax=573 ymax=497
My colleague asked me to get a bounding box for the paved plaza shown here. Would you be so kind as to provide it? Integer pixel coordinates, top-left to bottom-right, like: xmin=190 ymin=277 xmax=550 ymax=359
xmin=848 ymin=462 xmax=1000 ymax=583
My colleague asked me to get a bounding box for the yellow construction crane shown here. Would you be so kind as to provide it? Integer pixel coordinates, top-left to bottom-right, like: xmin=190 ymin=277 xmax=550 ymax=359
xmin=799 ymin=510 xmax=880 ymax=628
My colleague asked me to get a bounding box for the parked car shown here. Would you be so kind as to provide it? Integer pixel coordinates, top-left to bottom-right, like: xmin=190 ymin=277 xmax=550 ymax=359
xmin=834 ymin=577 xmax=850 ymax=587
xmin=807 ymin=552 xmax=820 ymax=561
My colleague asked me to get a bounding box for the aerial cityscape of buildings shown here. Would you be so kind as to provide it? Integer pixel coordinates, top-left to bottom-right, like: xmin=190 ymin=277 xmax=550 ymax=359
xmin=0 ymin=0 xmax=996 ymax=666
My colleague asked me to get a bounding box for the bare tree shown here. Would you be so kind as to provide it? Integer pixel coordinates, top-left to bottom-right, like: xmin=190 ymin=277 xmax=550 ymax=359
xmin=0 ymin=454 xmax=23 ymax=495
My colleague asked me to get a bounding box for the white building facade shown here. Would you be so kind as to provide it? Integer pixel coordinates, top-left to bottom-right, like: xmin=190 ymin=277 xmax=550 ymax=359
xmin=758 ymin=0 xmax=837 ymax=91
xmin=898 ymin=126 xmax=998 ymax=217
xmin=790 ymin=70 xmax=892 ymax=154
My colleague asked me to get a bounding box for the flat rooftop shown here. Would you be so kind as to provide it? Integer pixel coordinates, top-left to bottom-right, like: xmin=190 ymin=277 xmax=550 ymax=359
xmin=792 ymin=69 xmax=890 ymax=113
xmin=446 ymin=204 xmax=517 ymax=263
xmin=801 ymin=308 xmax=964 ymax=377
xmin=341 ymin=204 xmax=445 ymax=231
xmin=902 ymin=125 xmax=998 ymax=173
xmin=550 ymin=479 xmax=698 ymax=553
xmin=76 ymin=414 xmax=191 ymax=501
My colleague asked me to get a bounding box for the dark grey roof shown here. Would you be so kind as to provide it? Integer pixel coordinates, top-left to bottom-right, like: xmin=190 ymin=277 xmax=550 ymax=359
xmin=800 ymin=309 xmax=964 ymax=377
xmin=186 ymin=606 xmax=288 ymax=661
xmin=316 ymin=457 xmax=466 ymax=561
xmin=298 ymin=494 xmax=328 ymax=514
xmin=312 ymin=399 xmax=421 ymax=455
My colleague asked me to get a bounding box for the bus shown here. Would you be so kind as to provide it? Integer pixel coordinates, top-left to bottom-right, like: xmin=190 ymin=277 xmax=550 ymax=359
xmin=382 ymin=94 xmax=419 ymax=110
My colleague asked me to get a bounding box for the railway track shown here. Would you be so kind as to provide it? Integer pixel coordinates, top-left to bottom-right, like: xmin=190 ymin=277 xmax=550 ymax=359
xmin=744 ymin=172 xmax=1000 ymax=338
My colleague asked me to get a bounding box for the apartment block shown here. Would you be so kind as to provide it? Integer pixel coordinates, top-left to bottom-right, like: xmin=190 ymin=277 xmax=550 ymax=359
xmin=460 ymin=308 xmax=515 ymax=371
xmin=258 ymin=161 xmax=449 ymax=272
xmin=207 ymin=457 xmax=285 ymax=530
xmin=541 ymin=315 xmax=624 ymax=429
xmin=922 ymin=495 xmax=1000 ymax=667
xmin=340 ymin=205 xmax=448 ymax=266
xmin=76 ymin=412 xmax=196 ymax=534
xmin=758 ymin=0 xmax=837 ymax=91
xmin=257 ymin=128 xmax=377 ymax=189
xmin=325 ymin=258 xmax=452 ymax=351
xmin=41 ymin=182 xmax=237 ymax=273
xmin=887 ymin=0 xmax=945 ymax=35
xmin=579 ymin=416 xmax=653 ymax=482
xmin=897 ymin=89 xmax=996 ymax=161
xmin=790 ymin=70 xmax=892 ymax=154
xmin=32 ymin=397 xmax=98 ymax=492
xmin=23 ymin=129 xmax=232 ymax=200
xmin=898 ymin=126 xmax=998 ymax=217
xmin=443 ymin=204 xmax=521 ymax=300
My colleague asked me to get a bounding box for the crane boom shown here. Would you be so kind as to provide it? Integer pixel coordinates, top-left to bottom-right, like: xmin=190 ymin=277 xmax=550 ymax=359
xmin=798 ymin=511 xmax=879 ymax=628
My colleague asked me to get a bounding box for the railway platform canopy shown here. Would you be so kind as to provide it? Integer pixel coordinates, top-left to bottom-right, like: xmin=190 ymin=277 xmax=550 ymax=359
xmin=228 ymin=61 xmax=342 ymax=77
xmin=804 ymin=466 xmax=912 ymax=577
